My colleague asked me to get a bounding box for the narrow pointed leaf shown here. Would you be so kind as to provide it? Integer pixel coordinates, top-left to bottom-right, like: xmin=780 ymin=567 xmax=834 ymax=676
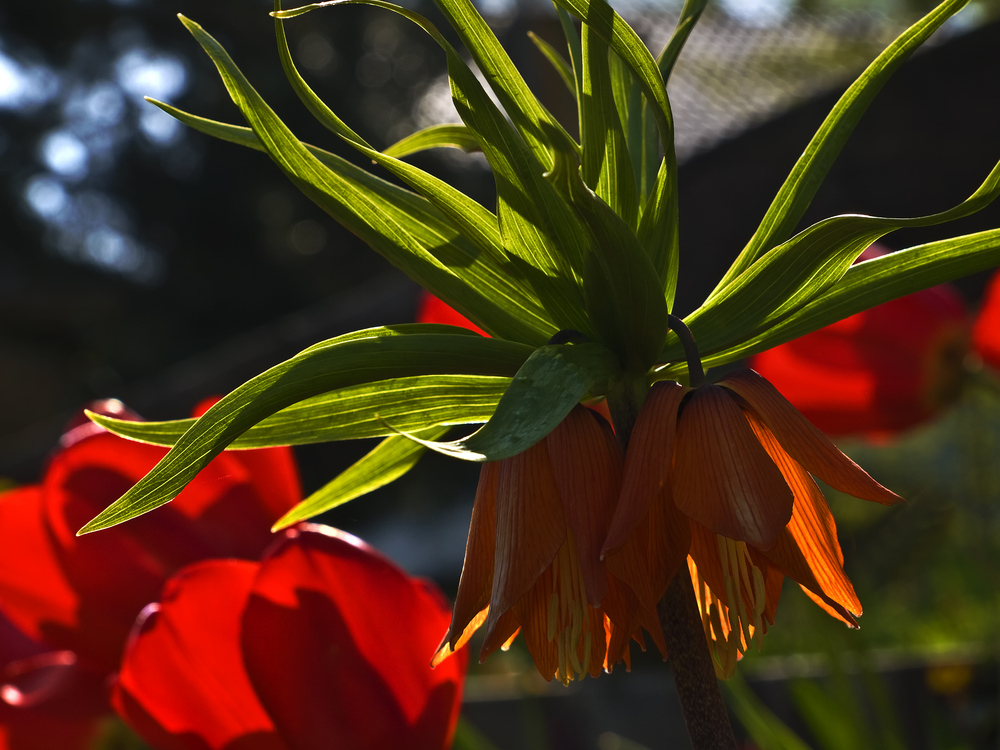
xmin=431 ymin=0 xmax=573 ymax=167
xmin=392 ymin=341 xmax=621 ymax=461
xmin=79 ymin=329 xmax=533 ymax=533
xmin=272 ymin=427 xmax=449 ymax=530
xmin=655 ymin=0 xmax=708 ymax=84
xmin=88 ymin=374 xmax=510 ymax=447
xmin=580 ymin=24 xmax=638 ymax=229
xmin=681 ymin=157 xmax=1000 ymax=358
xmin=556 ymin=6 xmax=583 ymax=94
xmin=382 ymin=124 xmax=481 ymax=158
xmin=527 ymin=31 xmax=576 ymax=97
xmin=705 ymin=228 xmax=1000 ymax=367
xmin=711 ymin=0 xmax=971 ymax=294
xmin=278 ymin=1 xmax=596 ymax=333
xmin=167 ymin=21 xmax=558 ymax=344
xmin=272 ymin=3 xmax=514 ymax=288
xmin=552 ymin=0 xmax=681 ymax=301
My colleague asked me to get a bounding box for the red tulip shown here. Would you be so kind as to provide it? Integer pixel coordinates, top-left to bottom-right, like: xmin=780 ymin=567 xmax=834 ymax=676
xmin=0 ymin=399 xmax=301 ymax=741
xmin=972 ymin=268 xmax=1000 ymax=371
xmin=749 ymin=246 xmax=970 ymax=437
xmin=113 ymin=524 xmax=468 ymax=750
xmin=0 ymin=612 xmax=104 ymax=750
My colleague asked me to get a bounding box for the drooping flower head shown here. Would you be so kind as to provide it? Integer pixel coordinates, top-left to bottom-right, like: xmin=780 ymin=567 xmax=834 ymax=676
xmin=604 ymin=369 xmax=903 ymax=676
xmin=434 ymin=405 xmax=663 ymax=684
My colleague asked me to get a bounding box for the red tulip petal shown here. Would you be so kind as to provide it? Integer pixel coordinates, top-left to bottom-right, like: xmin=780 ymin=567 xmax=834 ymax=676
xmin=416 ymin=292 xmax=488 ymax=336
xmin=672 ymin=386 xmax=793 ymax=550
xmin=546 ymin=406 xmax=622 ymax=606
xmin=441 ymin=463 xmax=497 ymax=652
xmin=605 ymin=381 xmax=688 ymax=556
xmin=36 ymin=427 xmax=296 ymax=671
xmin=112 ymin=560 xmax=287 ymax=750
xmin=973 ymin=269 xmax=1000 ymax=369
xmin=484 ymin=444 xmax=566 ymax=641
xmin=720 ymin=369 xmax=902 ymax=506
xmin=0 ymin=488 xmax=82 ymax=656
xmin=242 ymin=525 xmax=466 ymax=750
xmin=750 ymin=278 xmax=968 ymax=436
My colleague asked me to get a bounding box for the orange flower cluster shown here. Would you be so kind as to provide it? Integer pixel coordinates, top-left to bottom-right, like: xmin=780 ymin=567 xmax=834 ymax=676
xmin=436 ymin=368 xmax=902 ymax=681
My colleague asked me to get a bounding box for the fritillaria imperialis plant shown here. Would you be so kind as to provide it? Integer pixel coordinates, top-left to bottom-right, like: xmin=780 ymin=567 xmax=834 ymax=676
xmin=77 ymin=0 xmax=1000 ymax=745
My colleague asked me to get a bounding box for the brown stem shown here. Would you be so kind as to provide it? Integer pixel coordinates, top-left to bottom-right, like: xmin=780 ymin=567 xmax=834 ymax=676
xmin=658 ymin=573 xmax=738 ymax=750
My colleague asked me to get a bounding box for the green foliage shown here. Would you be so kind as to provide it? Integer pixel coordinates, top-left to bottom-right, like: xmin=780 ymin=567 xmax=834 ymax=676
xmin=82 ymin=0 xmax=1000 ymax=533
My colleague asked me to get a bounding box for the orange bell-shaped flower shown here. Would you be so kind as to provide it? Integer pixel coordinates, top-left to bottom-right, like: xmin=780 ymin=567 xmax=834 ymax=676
xmin=604 ymin=368 xmax=903 ymax=677
xmin=435 ymin=405 xmax=662 ymax=684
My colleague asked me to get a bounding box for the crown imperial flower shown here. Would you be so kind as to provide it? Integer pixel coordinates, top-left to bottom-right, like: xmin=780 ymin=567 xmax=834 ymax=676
xmin=604 ymin=368 xmax=903 ymax=676
xmin=435 ymin=404 xmax=661 ymax=684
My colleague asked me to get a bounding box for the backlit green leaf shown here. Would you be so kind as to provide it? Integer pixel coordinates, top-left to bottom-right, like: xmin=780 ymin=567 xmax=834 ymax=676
xmin=89 ymin=374 xmax=508 ymax=447
xmin=711 ymin=0 xmax=971 ymax=295
xmin=272 ymin=426 xmax=449 ymax=530
xmin=79 ymin=328 xmax=532 ymax=533
xmin=382 ymin=124 xmax=481 ymax=157
xmin=391 ymin=341 xmax=621 ymax=460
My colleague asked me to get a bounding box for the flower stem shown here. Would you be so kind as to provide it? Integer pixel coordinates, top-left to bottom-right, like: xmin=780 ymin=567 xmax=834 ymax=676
xmin=668 ymin=314 xmax=706 ymax=388
xmin=658 ymin=571 xmax=738 ymax=749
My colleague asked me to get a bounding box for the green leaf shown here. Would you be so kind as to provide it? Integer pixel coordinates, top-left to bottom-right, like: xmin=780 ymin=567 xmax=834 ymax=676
xmin=655 ymin=0 xmax=708 ymax=84
xmin=710 ymin=0 xmax=971 ymax=296
xmin=276 ymin=1 xmax=597 ymax=335
xmin=527 ymin=31 xmax=576 ymax=98
xmin=692 ymin=228 xmax=1000 ymax=369
xmin=88 ymin=374 xmax=510 ymax=447
xmin=382 ymin=124 xmax=481 ymax=157
xmin=551 ymin=0 xmax=680 ymax=304
xmin=272 ymin=426 xmax=449 ymax=530
xmin=271 ymin=1 xmax=519 ymax=299
xmin=430 ymin=0 xmax=574 ymax=168
xmin=79 ymin=328 xmax=533 ymax=534
xmin=392 ymin=341 xmax=621 ymax=461
xmin=579 ymin=24 xmax=638 ymax=229
xmin=680 ymin=156 xmax=1000 ymax=359
xmin=723 ymin=673 xmax=812 ymax=750
xmin=164 ymin=21 xmax=559 ymax=345
xmin=556 ymin=5 xmax=583 ymax=96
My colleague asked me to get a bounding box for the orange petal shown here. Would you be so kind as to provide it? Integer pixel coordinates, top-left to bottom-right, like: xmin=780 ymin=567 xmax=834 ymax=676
xmin=480 ymin=609 xmax=520 ymax=662
xmin=799 ymin=585 xmax=859 ymax=628
xmin=744 ymin=411 xmax=862 ymax=616
xmin=547 ymin=406 xmax=621 ymax=607
xmin=604 ymin=381 xmax=688 ymax=555
xmin=444 ymin=463 xmax=498 ymax=650
xmin=484 ymin=444 xmax=566 ymax=640
xmin=672 ymin=386 xmax=793 ymax=549
xmin=720 ymin=369 xmax=903 ymax=506
xmin=648 ymin=485 xmax=693 ymax=603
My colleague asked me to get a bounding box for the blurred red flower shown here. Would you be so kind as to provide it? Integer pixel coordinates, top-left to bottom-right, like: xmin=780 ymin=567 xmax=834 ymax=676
xmin=113 ymin=524 xmax=467 ymax=750
xmin=0 ymin=398 xmax=301 ymax=745
xmin=416 ymin=290 xmax=488 ymax=336
xmin=972 ymin=268 xmax=1000 ymax=371
xmin=749 ymin=245 xmax=971 ymax=437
